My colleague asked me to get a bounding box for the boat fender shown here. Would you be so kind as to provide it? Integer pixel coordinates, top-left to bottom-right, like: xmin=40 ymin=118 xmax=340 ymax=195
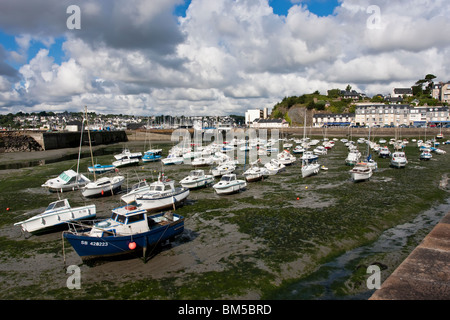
xmin=126 ymin=205 xmax=137 ymax=211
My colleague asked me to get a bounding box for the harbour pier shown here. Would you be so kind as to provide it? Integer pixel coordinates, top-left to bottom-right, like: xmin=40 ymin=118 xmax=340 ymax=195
xmin=370 ymin=211 xmax=450 ymax=300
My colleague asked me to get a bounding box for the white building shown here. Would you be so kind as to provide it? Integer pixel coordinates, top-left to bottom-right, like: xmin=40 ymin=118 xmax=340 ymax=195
xmin=250 ymin=119 xmax=289 ymax=128
xmin=245 ymin=108 xmax=269 ymax=125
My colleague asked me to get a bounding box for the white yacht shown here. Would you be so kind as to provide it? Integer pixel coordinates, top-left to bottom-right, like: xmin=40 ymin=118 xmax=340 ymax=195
xmin=162 ymin=153 xmax=184 ymax=165
xmin=243 ymin=161 xmax=270 ymax=182
xmin=390 ymin=151 xmax=408 ymax=168
xmin=211 ymin=161 xmax=236 ymax=177
xmin=114 ymin=148 xmax=142 ymax=160
xmin=42 ymin=169 xmax=91 ymax=192
xmin=264 ymin=159 xmax=286 ymax=175
xmin=180 ymin=170 xmax=214 ymax=189
xmin=213 ymin=174 xmax=247 ymax=195
xmin=345 ymin=150 xmax=361 ymax=166
xmin=135 ymin=174 xmax=190 ymax=212
xmin=81 ymin=175 xmax=125 ymax=198
xmin=301 ymin=160 xmax=320 ymax=178
xmin=349 ymin=162 xmax=373 ymax=182
xmin=120 ymin=180 xmax=150 ymax=204
xmin=277 ymin=150 xmax=296 ymax=165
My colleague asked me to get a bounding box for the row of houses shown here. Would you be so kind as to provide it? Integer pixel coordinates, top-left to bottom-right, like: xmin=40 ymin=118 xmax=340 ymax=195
xmin=313 ymin=104 xmax=450 ymax=127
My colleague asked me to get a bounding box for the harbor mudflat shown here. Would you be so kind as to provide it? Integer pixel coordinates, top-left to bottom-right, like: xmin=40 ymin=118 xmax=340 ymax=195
xmin=0 ymin=138 xmax=449 ymax=299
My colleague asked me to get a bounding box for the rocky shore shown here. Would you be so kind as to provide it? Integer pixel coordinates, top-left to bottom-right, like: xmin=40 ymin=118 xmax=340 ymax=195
xmin=0 ymin=132 xmax=43 ymax=153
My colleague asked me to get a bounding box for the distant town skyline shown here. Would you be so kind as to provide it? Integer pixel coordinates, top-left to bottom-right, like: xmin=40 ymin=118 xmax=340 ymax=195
xmin=1 ymin=0 xmax=450 ymax=117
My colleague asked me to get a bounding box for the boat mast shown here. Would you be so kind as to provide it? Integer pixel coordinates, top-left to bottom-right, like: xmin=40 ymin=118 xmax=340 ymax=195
xmin=76 ymin=113 xmax=85 ymax=176
xmin=85 ymin=106 xmax=96 ymax=181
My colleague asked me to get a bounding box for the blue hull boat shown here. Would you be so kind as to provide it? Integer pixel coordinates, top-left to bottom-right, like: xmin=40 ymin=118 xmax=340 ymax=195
xmin=63 ymin=207 xmax=184 ymax=260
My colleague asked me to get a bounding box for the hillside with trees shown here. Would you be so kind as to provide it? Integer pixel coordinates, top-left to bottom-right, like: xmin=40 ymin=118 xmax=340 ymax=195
xmin=270 ymin=75 xmax=446 ymax=126
xmin=270 ymin=87 xmax=359 ymax=126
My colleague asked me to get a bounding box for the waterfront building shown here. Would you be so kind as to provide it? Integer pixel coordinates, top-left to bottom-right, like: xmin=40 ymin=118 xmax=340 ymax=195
xmin=313 ymin=113 xmax=355 ymax=127
xmin=249 ymin=119 xmax=289 ymax=128
xmin=354 ymin=104 xmax=410 ymax=127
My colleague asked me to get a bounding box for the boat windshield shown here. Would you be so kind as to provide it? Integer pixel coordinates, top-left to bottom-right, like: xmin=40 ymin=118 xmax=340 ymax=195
xmin=46 ymin=200 xmax=67 ymax=211
xmin=58 ymin=172 xmax=72 ymax=182
xmin=150 ymin=185 xmax=164 ymax=191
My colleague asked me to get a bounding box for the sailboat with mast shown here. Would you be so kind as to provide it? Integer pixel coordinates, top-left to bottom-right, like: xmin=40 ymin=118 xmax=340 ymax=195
xmin=300 ymin=110 xmax=320 ymax=178
xmin=41 ymin=112 xmax=91 ymax=192
xmin=80 ymin=107 xmax=125 ymax=198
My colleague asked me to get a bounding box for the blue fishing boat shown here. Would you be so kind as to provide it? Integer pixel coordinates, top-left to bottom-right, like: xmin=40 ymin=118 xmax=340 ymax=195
xmin=142 ymin=149 xmax=162 ymax=163
xmin=63 ymin=206 xmax=184 ymax=261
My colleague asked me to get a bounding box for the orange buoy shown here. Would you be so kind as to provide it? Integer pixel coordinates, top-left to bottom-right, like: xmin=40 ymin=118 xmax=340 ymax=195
xmin=128 ymin=242 xmax=136 ymax=250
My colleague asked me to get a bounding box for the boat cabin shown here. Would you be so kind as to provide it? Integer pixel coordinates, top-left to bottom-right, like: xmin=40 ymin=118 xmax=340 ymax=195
xmin=189 ymin=170 xmax=205 ymax=178
xmin=220 ymin=174 xmax=236 ymax=182
xmin=90 ymin=207 xmax=150 ymax=237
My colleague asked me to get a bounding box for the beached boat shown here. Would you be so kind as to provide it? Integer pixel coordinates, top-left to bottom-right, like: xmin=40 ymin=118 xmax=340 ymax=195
xmin=142 ymin=149 xmax=162 ymax=163
xmin=349 ymin=162 xmax=373 ymax=182
xmin=180 ymin=170 xmax=214 ymax=189
xmin=81 ymin=175 xmax=125 ymax=198
xmin=114 ymin=148 xmax=142 ymax=160
xmin=213 ymin=173 xmax=247 ymax=195
xmin=390 ymin=151 xmax=408 ymax=168
xmin=292 ymin=145 xmax=305 ymax=154
xmin=135 ymin=174 xmax=190 ymax=212
xmin=243 ymin=161 xmax=270 ymax=182
xmin=301 ymin=151 xmax=319 ymax=164
xmin=162 ymin=153 xmax=184 ymax=165
xmin=277 ymin=150 xmax=296 ymax=165
xmin=420 ymin=149 xmax=433 ymax=160
xmin=378 ymin=146 xmax=391 ymax=158
xmin=313 ymin=145 xmax=328 ymax=155
xmin=264 ymin=159 xmax=286 ymax=175
xmin=345 ymin=149 xmax=361 ymax=166
xmin=63 ymin=207 xmax=184 ymax=261
xmin=88 ymin=164 xmax=115 ymax=174
xmin=120 ymin=180 xmax=150 ymax=204
xmin=191 ymin=156 xmax=214 ymax=167
xmin=211 ymin=162 xmax=236 ymax=177
xmin=42 ymin=169 xmax=91 ymax=193
xmin=112 ymin=155 xmax=140 ymax=168
xmin=301 ymin=160 xmax=320 ymax=178
xmin=14 ymin=199 xmax=96 ymax=234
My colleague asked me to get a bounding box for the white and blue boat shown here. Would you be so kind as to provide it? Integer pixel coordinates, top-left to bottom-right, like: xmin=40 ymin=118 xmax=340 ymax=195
xmin=420 ymin=149 xmax=432 ymax=160
xmin=63 ymin=207 xmax=184 ymax=261
xmin=301 ymin=151 xmax=319 ymax=164
xmin=142 ymin=149 xmax=162 ymax=163
xmin=88 ymin=164 xmax=116 ymax=174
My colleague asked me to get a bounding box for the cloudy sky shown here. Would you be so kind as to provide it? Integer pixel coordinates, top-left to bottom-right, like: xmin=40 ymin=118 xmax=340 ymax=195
xmin=0 ymin=0 xmax=449 ymax=116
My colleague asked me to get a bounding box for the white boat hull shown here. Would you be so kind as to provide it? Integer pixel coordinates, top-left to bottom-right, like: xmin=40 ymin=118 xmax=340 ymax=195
xmin=351 ymin=171 xmax=373 ymax=182
xmin=213 ymin=181 xmax=247 ymax=195
xmin=180 ymin=176 xmax=214 ymax=189
xmin=136 ymin=188 xmax=190 ymax=212
xmin=15 ymin=204 xmax=96 ymax=234
xmin=302 ymin=163 xmax=320 ymax=178
xmin=112 ymin=158 xmax=140 ymax=168
xmin=82 ymin=176 xmax=125 ymax=198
